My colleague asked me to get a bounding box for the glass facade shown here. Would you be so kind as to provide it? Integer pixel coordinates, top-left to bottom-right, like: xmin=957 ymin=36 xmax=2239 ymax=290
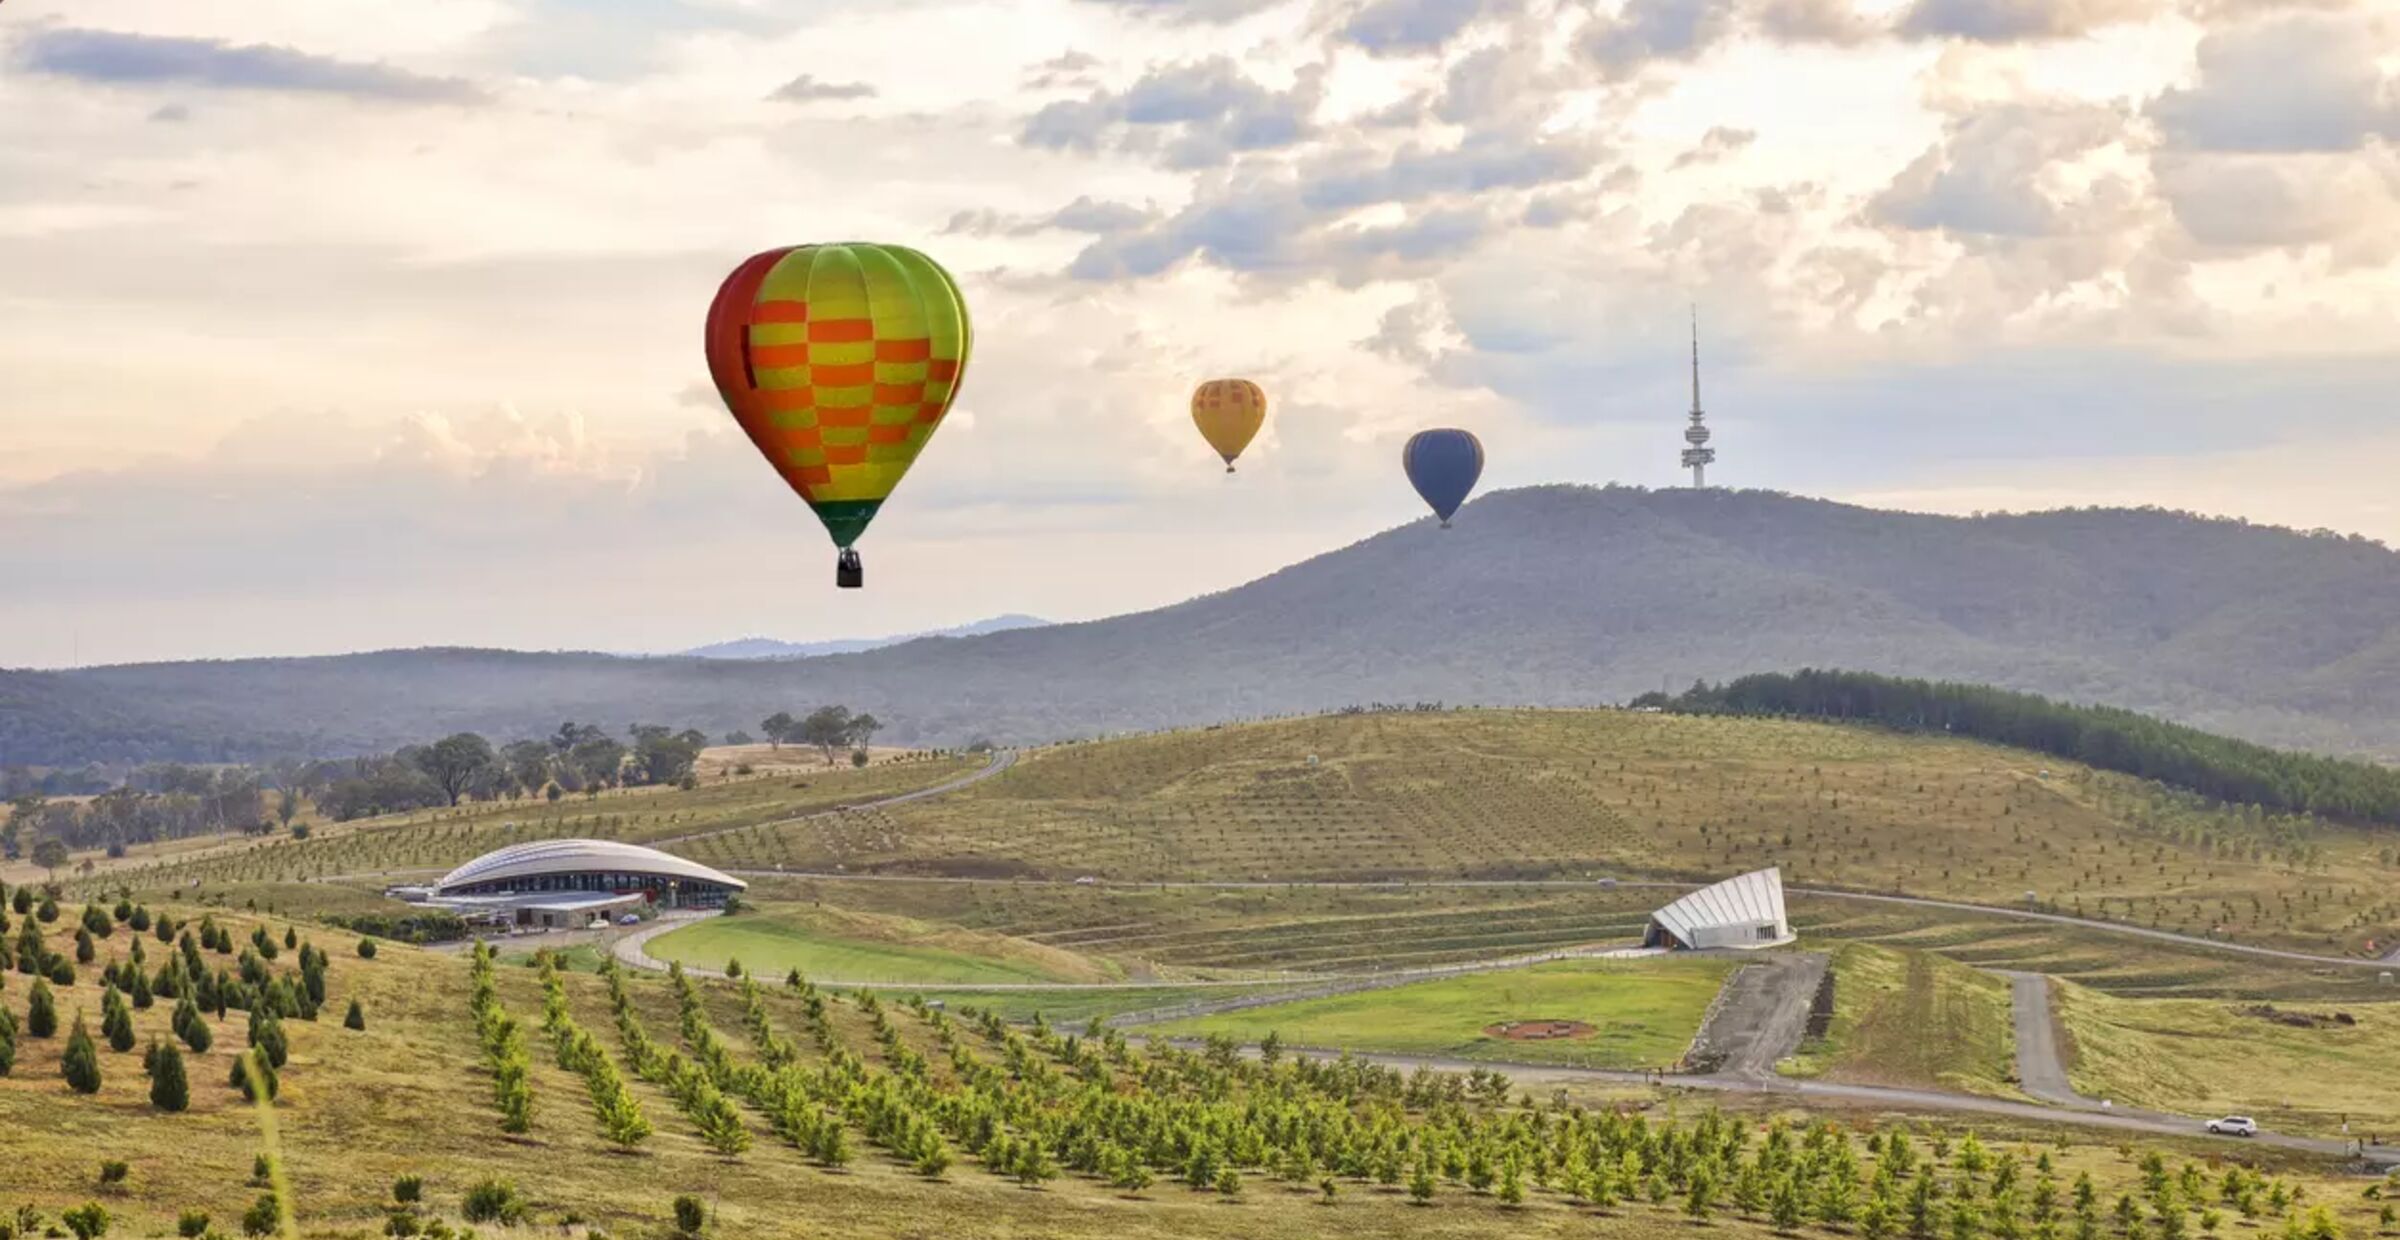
xmin=443 ymin=870 xmax=736 ymax=908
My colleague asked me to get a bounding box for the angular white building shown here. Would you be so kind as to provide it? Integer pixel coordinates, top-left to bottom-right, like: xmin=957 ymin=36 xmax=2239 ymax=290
xmin=1644 ymin=866 xmax=1792 ymax=950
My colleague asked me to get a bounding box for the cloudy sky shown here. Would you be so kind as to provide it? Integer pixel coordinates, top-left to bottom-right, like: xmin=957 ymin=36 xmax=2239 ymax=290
xmin=3 ymin=0 xmax=2396 ymax=667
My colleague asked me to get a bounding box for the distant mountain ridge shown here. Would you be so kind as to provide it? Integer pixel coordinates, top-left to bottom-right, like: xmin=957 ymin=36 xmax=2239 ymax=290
xmin=678 ymin=614 xmax=1050 ymax=660
xmin=11 ymin=485 xmax=2400 ymax=765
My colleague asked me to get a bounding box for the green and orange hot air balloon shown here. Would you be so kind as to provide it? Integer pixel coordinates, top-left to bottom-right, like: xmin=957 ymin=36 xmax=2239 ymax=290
xmin=1191 ymin=378 xmax=1266 ymax=473
xmin=705 ymin=242 xmax=972 ymax=588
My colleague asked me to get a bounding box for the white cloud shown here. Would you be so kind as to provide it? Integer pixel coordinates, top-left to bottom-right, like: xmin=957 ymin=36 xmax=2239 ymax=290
xmin=3 ymin=0 xmax=2399 ymax=665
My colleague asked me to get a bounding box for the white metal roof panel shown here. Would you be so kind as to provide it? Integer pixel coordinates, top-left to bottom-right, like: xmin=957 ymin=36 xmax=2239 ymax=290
xmin=434 ymin=839 xmax=747 ymax=894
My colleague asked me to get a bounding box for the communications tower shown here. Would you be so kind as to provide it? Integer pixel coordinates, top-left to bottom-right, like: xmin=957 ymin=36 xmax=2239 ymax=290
xmin=1680 ymin=309 xmax=1715 ymax=487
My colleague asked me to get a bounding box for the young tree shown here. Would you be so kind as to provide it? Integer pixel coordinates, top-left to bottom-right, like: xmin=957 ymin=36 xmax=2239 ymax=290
xmin=62 ymin=1013 xmax=102 ymax=1093
xmin=29 ymin=978 xmax=59 ymax=1037
xmin=148 ymin=1040 xmax=189 ymax=1112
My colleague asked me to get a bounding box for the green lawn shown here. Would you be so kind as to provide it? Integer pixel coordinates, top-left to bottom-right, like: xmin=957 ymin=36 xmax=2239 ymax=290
xmin=1148 ymin=956 xmax=1736 ymax=1069
xmin=890 ymin=984 xmax=1303 ymax=1024
xmin=646 ymin=913 xmax=1087 ymax=985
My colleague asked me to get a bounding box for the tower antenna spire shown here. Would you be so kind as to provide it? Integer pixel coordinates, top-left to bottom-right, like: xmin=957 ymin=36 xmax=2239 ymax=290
xmin=1679 ymin=305 xmax=1716 ymax=488
xmin=1690 ymin=304 xmax=1702 ymax=413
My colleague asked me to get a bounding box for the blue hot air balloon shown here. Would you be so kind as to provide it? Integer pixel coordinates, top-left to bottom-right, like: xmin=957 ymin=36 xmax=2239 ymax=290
xmin=1403 ymin=429 xmax=1484 ymax=528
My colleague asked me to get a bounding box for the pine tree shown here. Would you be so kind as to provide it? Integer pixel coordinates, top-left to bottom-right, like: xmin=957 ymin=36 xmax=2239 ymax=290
xmin=1774 ymin=1174 xmax=1809 ymax=1231
xmin=1954 ymin=1199 xmax=1986 ymax=1240
xmin=149 ymin=1040 xmax=190 ymax=1112
xmin=231 ymin=1049 xmax=278 ymax=1102
xmin=343 ymin=998 xmax=365 ymax=1031
xmin=28 ymin=977 xmax=58 ymax=1038
xmin=62 ymin=1013 xmax=102 ymax=1093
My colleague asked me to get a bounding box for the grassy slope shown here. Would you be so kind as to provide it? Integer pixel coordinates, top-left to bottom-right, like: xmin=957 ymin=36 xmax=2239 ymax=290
xmin=717 ymin=711 xmax=2400 ymax=956
xmin=1781 ymin=943 xmax=2020 ymax=1098
xmin=644 ymin=903 xmax=1118 ymax=985
xmin=1147 ymin=957 xmax=1738 ymax=1070
xmin=2056 ymin=981 xmax=2400 ymax=1139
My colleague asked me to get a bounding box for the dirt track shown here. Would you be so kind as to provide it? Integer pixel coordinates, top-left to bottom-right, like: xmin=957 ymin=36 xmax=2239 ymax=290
xmin=1682 ymin=952 xmax=1829 ymax=1079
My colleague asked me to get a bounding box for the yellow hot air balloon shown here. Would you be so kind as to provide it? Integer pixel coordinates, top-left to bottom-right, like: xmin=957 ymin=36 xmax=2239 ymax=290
xmin=1191 ymin=378 xmax=1266 ymax=473
xmin=705 ymin=242 xmax=972 ymax=588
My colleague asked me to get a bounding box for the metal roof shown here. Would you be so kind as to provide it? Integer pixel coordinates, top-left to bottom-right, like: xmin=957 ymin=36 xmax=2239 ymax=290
xmin=1649 ymin=867 xmax=1786 ymax=940
xmin=434 ymin=839 xmax=747 ymax=894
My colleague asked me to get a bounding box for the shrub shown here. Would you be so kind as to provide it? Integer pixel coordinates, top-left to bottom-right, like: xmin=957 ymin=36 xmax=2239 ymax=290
xmin=240 ymin=1193 xmax=279 ymax=1237
xmin=392 ymin=1174 xmax=423 ymax=1203
xmin=672 ymin=1195 xmax=706 ymax=1236
xmin=357 ymin=938 xmax=378 ymax=960
xmin=176 ymin=1210 xmax=208 ymax=1238
xmin=98 ymin=1160 xmax=128 ymax=1187
xmin=60 ymin=1202 xmax=107 ymax=1240
xmin=345 ymin=998 xmax=366 ymax=1031
xmin=462 ymin=1179 xmax=526 ymax=1225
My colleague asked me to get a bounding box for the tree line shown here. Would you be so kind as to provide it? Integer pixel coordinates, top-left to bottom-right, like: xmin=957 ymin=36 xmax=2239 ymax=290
xmin=1642 ymin=669 xmax=2400 ymax=827
xmin=0 ymin=710 xmax=900 ymax=862
xmin=757 ymin=705 xmax=881 ymax=767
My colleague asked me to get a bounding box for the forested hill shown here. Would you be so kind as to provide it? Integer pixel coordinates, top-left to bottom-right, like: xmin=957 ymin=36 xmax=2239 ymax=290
xmin=1657 ymin=670 xmax=2400 ymax=826
xmin=12 ymin=485 xmax=2400 ymax=765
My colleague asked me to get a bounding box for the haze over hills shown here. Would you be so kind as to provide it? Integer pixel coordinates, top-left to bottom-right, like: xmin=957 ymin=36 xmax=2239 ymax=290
xmin=676 ymin=614 xmax=1050 ymax=660
xmin=10 ymin=485 xmax=2400 ymax=766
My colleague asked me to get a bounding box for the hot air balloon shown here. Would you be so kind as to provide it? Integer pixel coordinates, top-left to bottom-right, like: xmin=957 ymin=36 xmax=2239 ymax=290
xmin=705 ymin=243 xmax=972 ymax=588
xmin=1403 ymin=428 xmax=1483 ymax=528
xmin=1191 ymin=379 xmax=1266 ymax=473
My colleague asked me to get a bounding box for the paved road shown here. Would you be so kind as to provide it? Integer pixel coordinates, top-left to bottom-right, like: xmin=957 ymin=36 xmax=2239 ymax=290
xmin=2003 ymin=970 xmax=2087 ymax=1107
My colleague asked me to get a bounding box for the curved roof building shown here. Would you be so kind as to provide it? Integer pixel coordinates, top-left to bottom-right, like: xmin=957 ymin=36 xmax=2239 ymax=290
xmin=1645 ymin=866 xmax=1791 ymax=951
xmin=434 ymin=839 xmax=746 ymax=909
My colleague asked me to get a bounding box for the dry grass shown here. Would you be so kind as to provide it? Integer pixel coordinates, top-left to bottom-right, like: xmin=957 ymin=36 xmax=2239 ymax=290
xmin=2057 ymin=981 xmax=2400 ymax=1139
xmin=695 ymin=711 xmax=2400 ymax=956
xmin=1780 ymin=943 xmax=2019 ymax=1098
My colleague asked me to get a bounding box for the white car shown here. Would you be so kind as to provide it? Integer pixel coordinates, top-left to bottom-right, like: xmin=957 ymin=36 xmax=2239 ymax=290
xmin=1074 ymin=876 xmax=1098 ymax=886
xmin=2205 ymin=1116 xmax=2258 ymax=1137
